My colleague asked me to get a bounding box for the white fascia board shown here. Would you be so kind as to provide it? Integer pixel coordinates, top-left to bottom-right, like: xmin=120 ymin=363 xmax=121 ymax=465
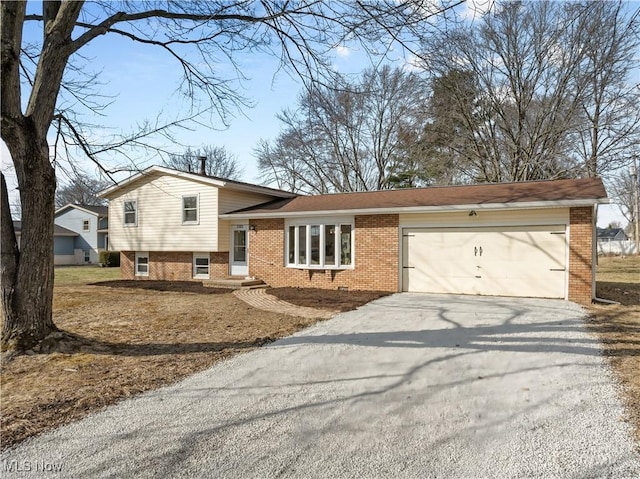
xmin=219 ymin=198 xmax=608 ymax=220
xmin=98 ymin=165 xmax=294 ymax=199
xmin=54 ymin=203 xmax=101 ymax=217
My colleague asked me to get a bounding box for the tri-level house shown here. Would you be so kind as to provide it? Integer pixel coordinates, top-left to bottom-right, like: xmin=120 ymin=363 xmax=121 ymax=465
xmin=101 ymin=165 xmax=608 ymax=304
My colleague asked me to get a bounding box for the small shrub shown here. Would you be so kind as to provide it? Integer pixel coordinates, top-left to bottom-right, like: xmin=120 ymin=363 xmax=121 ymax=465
xmin=99 ymin=251 xmax=120 ymax=267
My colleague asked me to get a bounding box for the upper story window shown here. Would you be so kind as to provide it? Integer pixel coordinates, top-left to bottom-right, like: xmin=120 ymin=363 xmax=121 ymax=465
xmin=286 ymin=221 xmax=353 ymax=269
xmin=182 ymin=195 xmax=198 ymax=224
xmin=82 ymin=220 xmax=90 ymax=231
xmin=124 ymin=200 xmax=137 ymax=226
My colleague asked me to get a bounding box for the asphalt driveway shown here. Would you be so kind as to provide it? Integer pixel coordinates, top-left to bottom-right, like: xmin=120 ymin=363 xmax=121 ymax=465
xmin=3 ymin=294 xmax=640 ymax=478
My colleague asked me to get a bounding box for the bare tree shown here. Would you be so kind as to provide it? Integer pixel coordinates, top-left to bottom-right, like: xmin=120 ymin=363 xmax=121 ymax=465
xmin=571 ymin=1 xmax=640 ymax=176
xmin=257 ymin=66 xmax=428 ymax=193
xmin=164 ymin=146 xmax=243 ymax=180
xmin=55 ymin=172 xmax=109 ymax=207
xmin=1 ymin=1 xmax=459 ymax=352
xmin=418 ymin=0 xmax=640 ymax=183
xmin=610 ymin=166 xmax=639 ymax=238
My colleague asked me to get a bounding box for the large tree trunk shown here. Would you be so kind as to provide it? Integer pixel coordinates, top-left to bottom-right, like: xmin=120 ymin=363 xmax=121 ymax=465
xmin=1 ymin=123 xmax=58 ymax=351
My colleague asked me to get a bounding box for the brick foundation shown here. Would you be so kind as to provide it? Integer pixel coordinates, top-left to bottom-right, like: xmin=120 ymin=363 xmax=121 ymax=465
xmin=248 ymin=215 xmax=399 ymax=292
xmin=120 ymin=251 xmax=229 ymax=280
xmin=568 ymin=206 xmax=594 ymax=304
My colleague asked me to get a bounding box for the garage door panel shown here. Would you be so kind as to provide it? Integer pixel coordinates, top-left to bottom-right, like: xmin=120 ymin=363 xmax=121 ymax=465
xmin=402 ymin=226 xmax=566 ymax=298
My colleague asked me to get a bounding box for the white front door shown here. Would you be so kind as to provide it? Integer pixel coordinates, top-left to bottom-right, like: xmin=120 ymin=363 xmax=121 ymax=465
xmin=230 ymin=224 xmax=249 ymax=277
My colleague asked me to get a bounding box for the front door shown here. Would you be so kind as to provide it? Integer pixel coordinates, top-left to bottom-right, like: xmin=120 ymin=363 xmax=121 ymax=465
xmin=230 ymin=224 xmax=249 ymax=277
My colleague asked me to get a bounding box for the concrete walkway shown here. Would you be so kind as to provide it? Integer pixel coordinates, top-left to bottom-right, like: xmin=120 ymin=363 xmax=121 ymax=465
xmin=233 ymin=288 xmax=337 ymax=319
xmin=3 ymin=294 xmax=639 ymax=478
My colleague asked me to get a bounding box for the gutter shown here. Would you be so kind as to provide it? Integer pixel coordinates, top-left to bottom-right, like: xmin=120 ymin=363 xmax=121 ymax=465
xmin=220 ymin=198 xmax=609 ymax=220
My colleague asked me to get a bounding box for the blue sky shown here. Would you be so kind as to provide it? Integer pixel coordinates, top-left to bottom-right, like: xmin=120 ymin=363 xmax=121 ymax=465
xmin=0 ymin=0 xmax=632 ymax=226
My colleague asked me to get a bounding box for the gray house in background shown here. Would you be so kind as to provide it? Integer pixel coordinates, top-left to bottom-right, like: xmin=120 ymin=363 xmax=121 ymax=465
xmin=13 ymin=221 xmax=80 ymax=265
xmin=596 ymin=227 xmax=629 ymax=242
xmin=54 ymin=204 xmax=109 ymax=264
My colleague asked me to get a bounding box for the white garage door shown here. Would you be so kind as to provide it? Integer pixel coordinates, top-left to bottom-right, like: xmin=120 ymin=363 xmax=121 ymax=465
xmin=402 ymin=225 xmax=567 ymax=298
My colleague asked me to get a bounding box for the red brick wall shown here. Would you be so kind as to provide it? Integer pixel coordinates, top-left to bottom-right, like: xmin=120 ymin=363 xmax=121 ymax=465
xmin=568 ymin=207 xmax=594 ymax=304
xmin=121 ymin=251 xmax=134 ymax=279
xmin=119 ymin=251 xmax=229 ymax=280
xmin=248 ymin=215 xmax=399 ymax=292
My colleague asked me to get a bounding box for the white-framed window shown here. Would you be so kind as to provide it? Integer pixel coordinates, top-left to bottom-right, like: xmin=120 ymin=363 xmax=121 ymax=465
xmin=193 ymin=253 xmax=210 ymax=279
xmin=82 ymin=220 xmax=90 ymax=231
xmin=124 ymin=200 xmax=137 ymax=226
xmin=286 ymin=219 xmax=353 ymax=269
xmin=182 ymin=195 xmax=198 ymax=224
xmin=83 ymin=250 xmax=90 ymax=262
xmin=135 ymin=251 xmax=149 ymax=277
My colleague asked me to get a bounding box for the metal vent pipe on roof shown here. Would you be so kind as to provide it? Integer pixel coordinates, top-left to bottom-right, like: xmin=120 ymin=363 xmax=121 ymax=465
xmin=198 ymin=156 xmax=206 ymax=175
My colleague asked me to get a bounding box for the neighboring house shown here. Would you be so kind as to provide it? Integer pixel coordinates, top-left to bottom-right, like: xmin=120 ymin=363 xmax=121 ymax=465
xmin=54 ymin=204 xmax=109 ymax=264
xmin=597 ymin=227 xmax=629 ymax=242
xmin=13 ymin=221 xmax=79 ymax=265
xmin=100 ymin=167 xmax=608 ymax=304
xmin=597 ymin=227 xmax=635 ymax=256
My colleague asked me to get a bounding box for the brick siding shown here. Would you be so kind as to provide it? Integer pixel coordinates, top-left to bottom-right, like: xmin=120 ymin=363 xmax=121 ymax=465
xmin=119 ymin=251 xmax=229 ymax=280
xmin=120 ymin=208 xmax=596 ymax=303
xmin=248 ymin=215 xmax=399 ymax=292
xmin=568 ymin=206 xmax=594 ymax=304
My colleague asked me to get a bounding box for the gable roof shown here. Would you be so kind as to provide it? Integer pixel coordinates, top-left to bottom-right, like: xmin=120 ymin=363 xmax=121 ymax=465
xmin=13 ymin=221 xmax=78 ymax=237
xmin=597 ymin=227 xmax=629 ymax=240
xmin=221 ymin=177 xmax=608 ymax=218
xmin=98 ymin=165 xmax=297 ymax=199
xmin=55 ymin=203 xmax=108 ymax=217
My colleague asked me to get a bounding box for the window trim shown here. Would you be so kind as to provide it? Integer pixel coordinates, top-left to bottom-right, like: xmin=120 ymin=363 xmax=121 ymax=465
xmin=193 ymin=252 xmax=210 ymax=279
xmin=83 ymin=250 xmax=91 ymax=262
xmin=82 ymin=219 xmax=90 ymax=231
xmin=182 ymin=194 xmax=199 ymax=225
xmin=135 ymin=251 xmax=149 ymax=277
xmin=123 ymin=200 xmax=137 ymax=227
xmin=285 ymin=218 xmax=354 ymax=270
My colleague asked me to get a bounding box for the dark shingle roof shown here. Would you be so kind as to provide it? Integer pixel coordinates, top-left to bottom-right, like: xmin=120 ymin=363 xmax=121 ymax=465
xmin=77 ymin=204 xmax=108 ymax=216
xmin=226 ymin=177 xmax=607 ymax=216
xmin=13 ymin=221 xmax=78 ymax=236
xmin=597 ymin=228 xmax=629 ymax=240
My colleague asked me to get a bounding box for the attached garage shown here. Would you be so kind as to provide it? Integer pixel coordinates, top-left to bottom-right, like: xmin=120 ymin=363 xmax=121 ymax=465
xmin=402 ymin=225 xmax=567 ymax=298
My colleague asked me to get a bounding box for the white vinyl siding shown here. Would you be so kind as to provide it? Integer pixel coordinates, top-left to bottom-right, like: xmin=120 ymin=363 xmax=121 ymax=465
xmin=217 ymin=189 xmax=277 ymax=251
xmin=399 ymin=208 xmax=569 ymax=229
xmin=108 ymin=174 xmax=219 ymax=252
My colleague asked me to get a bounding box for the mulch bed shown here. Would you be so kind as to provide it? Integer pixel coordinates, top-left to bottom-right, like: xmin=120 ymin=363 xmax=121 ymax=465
xmin=268 ymin=287 xmax=391 ymax=312
xmin=91 ymin=280 xmax=228 ymax=294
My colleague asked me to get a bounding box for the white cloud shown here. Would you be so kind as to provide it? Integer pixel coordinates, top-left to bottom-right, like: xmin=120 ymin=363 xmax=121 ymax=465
xmin=462 ymin=0 xmax=494 ymax=20
xmin=335 ymin=45 xmax=350 ymax=58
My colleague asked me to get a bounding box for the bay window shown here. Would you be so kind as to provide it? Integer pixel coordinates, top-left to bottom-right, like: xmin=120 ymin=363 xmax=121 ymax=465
xmin=286 ymin=221 xmax=353 ymax=269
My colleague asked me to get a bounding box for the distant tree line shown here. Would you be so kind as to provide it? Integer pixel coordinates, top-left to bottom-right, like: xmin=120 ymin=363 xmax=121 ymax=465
xmin=257 ymin=0 xmax=640 ymax=193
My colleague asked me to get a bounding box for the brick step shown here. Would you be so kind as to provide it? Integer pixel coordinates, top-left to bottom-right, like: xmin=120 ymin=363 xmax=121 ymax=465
xmin=203 ymin=278 xmax=267 ymax=290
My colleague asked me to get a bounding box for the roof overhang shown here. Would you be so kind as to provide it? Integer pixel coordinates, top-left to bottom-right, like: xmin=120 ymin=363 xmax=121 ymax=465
xmin=219 ymin=198 xmax=609 ymax=220
xmin=99 ymin=165 xmax=296 ymax=199
xmin=55 ymin=203 xmax=102 ymax=217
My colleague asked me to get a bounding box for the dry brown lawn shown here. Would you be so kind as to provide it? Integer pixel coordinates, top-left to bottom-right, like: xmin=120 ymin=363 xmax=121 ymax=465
xmin=1 ymin=268 xmax=385 ymax=450
xmin=588 ymin=255 xmax=640 ymax=444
